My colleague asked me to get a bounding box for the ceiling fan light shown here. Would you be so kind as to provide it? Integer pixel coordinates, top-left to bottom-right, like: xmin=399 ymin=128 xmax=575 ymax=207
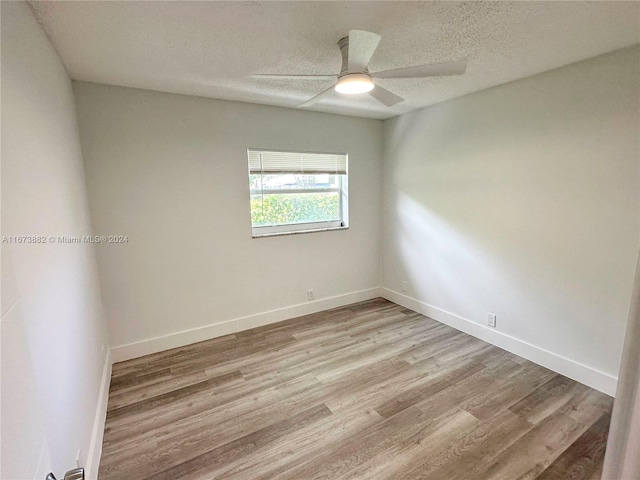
xmin=335 ymin=73 xmax=374 ymax=94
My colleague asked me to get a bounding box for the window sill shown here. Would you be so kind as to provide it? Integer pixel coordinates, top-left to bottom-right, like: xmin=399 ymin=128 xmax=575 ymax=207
xmin=251 ymin=225 xmax=349 ymax=238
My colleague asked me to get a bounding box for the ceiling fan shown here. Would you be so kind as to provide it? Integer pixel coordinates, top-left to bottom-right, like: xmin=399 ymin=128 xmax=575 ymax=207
xmin=253 ymin=30 xmax=467 ymax=108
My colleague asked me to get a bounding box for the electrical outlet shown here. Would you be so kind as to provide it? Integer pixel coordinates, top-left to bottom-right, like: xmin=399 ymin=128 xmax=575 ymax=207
xmin=487 ymin=313 xmax=497 ymax=328
xmin=401 ymin=281 xmax=408 ymax=293
xmin=307 ymin=289 xmax=314 ymax=301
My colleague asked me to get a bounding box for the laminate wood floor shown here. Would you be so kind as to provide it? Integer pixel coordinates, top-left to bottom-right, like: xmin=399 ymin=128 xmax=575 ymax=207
xmin=99 ymin=298 xmax=613 ymax=480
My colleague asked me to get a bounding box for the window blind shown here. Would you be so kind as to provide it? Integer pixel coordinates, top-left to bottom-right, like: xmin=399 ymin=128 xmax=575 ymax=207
xmin=248 ymin=149 xmax=347 ymax=175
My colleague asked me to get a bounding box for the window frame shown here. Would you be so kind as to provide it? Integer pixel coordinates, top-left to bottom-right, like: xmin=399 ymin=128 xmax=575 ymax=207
xmin=247 ymin=148 xmax=349 ymax=238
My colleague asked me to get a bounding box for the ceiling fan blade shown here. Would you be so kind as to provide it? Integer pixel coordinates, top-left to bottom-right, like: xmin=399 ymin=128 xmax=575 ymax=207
xmin=252 ymin=74 xmax=337 ymax=80
xmin=348 ymin=30 xmax=381 ymax=72
xmin=372 ymin=60 xmax=467 ymax=79
xmin=369 ymin=85 xmax=404 ymax=107
xmin=298 ymin=85 xmax=336 ymax=108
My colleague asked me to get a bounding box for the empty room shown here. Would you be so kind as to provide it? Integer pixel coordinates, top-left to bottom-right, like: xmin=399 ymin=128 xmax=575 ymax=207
xmin=2 ymin=1 xmax=640 ymax=479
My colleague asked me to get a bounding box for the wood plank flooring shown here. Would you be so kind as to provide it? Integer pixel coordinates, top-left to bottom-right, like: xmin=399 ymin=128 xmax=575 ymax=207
xmin=99 ymin=298 xmax=613 ymax=479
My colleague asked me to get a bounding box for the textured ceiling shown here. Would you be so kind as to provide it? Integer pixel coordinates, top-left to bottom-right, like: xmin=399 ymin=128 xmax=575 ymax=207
xmin=30 ymin=1 xmax=640 ymax=119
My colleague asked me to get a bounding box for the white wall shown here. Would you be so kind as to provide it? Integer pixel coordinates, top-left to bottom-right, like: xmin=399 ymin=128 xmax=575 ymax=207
xmin=72 ymin=83 xmax=383 ymax=360
xmin=1 ymin=2 xmax=111 ymax=478
xmin=381 ymin=46 xmax=640 ymax=395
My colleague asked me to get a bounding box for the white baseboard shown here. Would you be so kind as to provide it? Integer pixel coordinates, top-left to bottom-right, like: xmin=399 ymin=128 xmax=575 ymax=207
xmin=381 ymin=288 xmax=617 ymax=396
xmin=111 ymin=288 xmax=381 ymax=363
xmin=85 ymin=349 xmax=112 ymax=480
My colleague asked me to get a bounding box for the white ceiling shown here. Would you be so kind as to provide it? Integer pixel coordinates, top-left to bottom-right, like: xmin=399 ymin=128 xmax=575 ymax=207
xmin=30 ymin=1 xmax=640 ymax=120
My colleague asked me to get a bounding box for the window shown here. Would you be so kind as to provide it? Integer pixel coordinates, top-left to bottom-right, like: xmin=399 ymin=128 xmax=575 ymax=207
xmin=248 ymin=149 xmax=348 ymax=237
